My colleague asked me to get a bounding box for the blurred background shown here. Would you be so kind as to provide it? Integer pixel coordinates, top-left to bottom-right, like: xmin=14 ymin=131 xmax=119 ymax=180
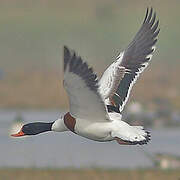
xmin=0 ymin=0 xmax=180 ymax=179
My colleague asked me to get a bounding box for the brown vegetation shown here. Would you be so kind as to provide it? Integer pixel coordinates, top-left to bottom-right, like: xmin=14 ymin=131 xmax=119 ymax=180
xmin=0 ymin=69 xmax=68 ymax=109
xmin=0 ymin=63 xmax=179 ymax=109
xmin=0 ymin=169 xmax=180 ymax=180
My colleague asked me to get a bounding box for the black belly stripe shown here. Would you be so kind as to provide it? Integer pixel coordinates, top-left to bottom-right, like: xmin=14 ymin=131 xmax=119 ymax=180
xmin=107 ymin=105 xmax=120 ymax=113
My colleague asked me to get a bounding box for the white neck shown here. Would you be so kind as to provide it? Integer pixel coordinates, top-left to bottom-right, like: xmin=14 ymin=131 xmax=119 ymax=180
xmin=51 ymin=115 xmax=68 ymax=132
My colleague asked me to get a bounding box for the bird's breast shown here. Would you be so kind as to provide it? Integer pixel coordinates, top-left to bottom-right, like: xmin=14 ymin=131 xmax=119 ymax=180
xmin=64 ymin=112 xmax=76 ymax=133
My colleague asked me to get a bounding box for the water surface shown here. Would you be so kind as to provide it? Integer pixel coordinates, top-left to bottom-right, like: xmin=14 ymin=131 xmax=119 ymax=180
xmin=0 ymin=109 xmax=180 ymax=168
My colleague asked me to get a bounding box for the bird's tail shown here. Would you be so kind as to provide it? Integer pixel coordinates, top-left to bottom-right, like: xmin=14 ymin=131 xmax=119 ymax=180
xmin=113 ymin=125 xmax=151 ymax=145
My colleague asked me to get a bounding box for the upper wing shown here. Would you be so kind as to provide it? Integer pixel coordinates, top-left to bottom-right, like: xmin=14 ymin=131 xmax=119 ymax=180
xmin=99 ymin=8 xmax=160 ymax=113
xmin=63 ymin=46 xmax=109 ymax=122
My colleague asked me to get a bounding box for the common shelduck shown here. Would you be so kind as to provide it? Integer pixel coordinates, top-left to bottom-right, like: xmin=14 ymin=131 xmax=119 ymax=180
xmin=12 ymin=8 xmax=160 ymax=145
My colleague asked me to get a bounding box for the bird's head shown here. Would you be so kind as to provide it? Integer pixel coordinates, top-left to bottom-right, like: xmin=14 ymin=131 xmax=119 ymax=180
xmin=11 ymin=122 xmax=54 ymax=137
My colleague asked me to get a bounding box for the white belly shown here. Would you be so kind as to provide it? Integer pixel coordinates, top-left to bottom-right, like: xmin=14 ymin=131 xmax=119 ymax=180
xmin=75 ymin=121 xmax=113 ymax=142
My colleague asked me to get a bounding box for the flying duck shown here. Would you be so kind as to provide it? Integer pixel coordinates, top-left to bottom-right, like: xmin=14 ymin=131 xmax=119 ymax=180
xmin=11 ymin=8 xmax=160 ymax=145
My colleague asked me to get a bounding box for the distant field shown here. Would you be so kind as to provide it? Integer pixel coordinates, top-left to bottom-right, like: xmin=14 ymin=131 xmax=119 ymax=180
xmin=0 ymin=0 xmax=180 ymax=109
xmin=0 ymin=64 xmax=179 ymax=109
xmin=0 ymin=0 xmax=180 ymax=70
xmin=0 ymin=168 xmax=180 ymax=180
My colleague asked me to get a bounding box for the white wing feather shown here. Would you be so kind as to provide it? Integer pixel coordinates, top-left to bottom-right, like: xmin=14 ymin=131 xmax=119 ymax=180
xmin=63 ymin=46 xmax=110 ymax=122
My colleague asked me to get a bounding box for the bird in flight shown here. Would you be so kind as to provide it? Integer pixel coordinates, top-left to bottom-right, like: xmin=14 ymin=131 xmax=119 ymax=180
xmin=12 ymin=8 xmax=160 ymax=145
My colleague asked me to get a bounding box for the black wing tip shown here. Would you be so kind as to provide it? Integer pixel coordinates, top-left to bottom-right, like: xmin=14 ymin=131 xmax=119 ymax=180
xmin=64 ymin=45 xmax=68 ymax=51
xmin=64 ymin=45 xmax=70 ymax=57
xmin=141 ymin=7 xmax=160 ymax=47
xmin=63 ymin=46 xmax=99 ymax=92
xmin=64 ymin=45 xmax=71 ymax=71
xmin=143 ymin=7 xmax=150 ymax=24
xmin=143 ymin=7 xmax=159 ymax=26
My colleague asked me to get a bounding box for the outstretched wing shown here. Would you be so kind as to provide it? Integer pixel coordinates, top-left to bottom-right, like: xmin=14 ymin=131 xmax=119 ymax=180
xmin=63 ymin=46 xmax=109 ymax=122
xmin=99 ymin=8 xmax=160 ymax=113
